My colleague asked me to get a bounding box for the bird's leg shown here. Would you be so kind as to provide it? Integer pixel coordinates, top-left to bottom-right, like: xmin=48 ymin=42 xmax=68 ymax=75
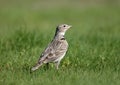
xmin=55 ymin=61 xmax=60 ymax=70
xmin=46 ymin=63 xmax=49 ymax=69
xmin=43 ymin=63 xmax=49 ymax=70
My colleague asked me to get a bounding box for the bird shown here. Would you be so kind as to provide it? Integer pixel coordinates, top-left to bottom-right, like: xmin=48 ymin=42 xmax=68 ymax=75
xmin=31 ymin=24 xmax=71 ymax=72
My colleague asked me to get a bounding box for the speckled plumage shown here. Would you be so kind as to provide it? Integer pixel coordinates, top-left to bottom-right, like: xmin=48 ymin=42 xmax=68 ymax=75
xmin=31 ymin=24 xmax=71 ymax=72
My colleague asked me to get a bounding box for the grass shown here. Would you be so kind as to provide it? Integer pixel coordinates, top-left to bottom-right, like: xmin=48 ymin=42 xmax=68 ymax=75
xmin=0 ymin=0 xmax=120 ymax=85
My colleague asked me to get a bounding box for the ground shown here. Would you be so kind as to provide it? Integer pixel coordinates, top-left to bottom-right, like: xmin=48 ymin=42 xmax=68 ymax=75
xmin=0 ymin=0 xmax=120 ymax=85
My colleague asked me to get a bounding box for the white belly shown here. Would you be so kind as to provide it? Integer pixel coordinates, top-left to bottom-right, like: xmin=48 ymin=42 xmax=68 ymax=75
xmin=54 ymin=52 xmax=66 ymax=62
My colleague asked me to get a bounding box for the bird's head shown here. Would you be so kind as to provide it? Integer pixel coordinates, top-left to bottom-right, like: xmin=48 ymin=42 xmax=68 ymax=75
xmin=55 ymin=24 xmax=72 ymax=36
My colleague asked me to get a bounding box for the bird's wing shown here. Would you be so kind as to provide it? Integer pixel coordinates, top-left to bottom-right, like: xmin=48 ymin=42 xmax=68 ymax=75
xmin=38 ymin=39 xmax=68 ymax=63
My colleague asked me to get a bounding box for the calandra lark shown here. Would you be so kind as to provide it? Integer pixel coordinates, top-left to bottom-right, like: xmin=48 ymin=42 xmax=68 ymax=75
xmin=31 ymin=24 xmax=71 ymax=72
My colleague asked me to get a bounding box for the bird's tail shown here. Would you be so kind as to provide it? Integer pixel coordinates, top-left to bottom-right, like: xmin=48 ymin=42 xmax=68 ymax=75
xmin=31 ymin=62 xmax=43 ymax=72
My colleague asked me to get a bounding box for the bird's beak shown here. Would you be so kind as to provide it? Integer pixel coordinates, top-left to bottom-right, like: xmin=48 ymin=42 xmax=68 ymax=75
xmin=68 ymin=25 xmax=72 ymax=28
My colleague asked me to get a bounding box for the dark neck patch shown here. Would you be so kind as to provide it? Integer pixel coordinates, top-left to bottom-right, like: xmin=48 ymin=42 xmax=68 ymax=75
xmin=61 ymin=37 xmax=65 ymax=40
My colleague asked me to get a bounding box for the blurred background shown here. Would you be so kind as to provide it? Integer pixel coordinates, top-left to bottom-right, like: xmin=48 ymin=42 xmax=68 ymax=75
xmin=0 ymin=0 xmax=120 ymax=37
xmin=0 ymin=0 xmax=120 ymax=85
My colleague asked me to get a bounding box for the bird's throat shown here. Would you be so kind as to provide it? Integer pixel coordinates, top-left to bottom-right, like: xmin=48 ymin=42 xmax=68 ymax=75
xmin=59 ymin=32 xmax=65 ymax=36
xmin=54 ymin=32 xmax=65 ymax=39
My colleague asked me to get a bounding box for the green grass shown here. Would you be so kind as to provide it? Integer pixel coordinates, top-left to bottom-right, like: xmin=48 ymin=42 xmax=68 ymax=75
xmin=0 ymin=0 xmax=120 ymax=85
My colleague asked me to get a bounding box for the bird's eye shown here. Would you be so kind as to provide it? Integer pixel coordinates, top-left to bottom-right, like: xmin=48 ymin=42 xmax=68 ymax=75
xmin=63 ymin=25 xmax=66 ymax=27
